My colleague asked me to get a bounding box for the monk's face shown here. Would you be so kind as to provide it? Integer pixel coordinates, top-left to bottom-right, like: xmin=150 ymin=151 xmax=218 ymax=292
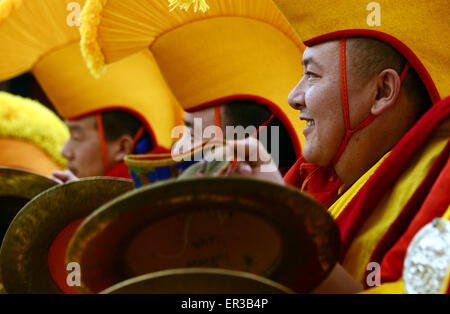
xmin=61 ymin=115 xmax=105 ymax=177
xmin=288 ymin=40 xmax=372 ymax=166
xmin=172 ymin=107 xmax=217 ymax=153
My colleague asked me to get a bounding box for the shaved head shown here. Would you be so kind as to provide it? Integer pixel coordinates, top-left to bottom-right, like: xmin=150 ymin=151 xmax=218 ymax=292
xmin=347 ymin=37 xmax=431 ymax=115
xmin=347 ymin=37 xmax=405 ymax=79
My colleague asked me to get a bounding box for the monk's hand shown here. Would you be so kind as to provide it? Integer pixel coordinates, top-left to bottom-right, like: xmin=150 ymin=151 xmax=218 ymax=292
xmin=205 ymin=137 xmax=285 ymax=185
xmin=51 ymin=170 xmax=79 ymax=184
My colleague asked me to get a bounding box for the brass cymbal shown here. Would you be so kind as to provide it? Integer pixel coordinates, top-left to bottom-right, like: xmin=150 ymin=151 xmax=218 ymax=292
xmin=67 ymin=176 xmax=340 ymax=294
xmin=100 ymin=268 xmax=294 ymax=294
xmin=0 ymin=177 xmax=133 ymax=294
xmin=0 ymin=167 xmax=58 ymax=247
xmin=0 ymin=166 xmax=57 ymax=200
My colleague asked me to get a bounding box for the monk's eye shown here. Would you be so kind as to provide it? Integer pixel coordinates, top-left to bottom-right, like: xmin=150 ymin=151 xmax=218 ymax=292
xmin=70 ymin=132 xmax=83 ymax=142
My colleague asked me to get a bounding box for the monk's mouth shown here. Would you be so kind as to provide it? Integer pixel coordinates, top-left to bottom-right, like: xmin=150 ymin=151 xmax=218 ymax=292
xmin=301 ymin=118 xmax=315 ymax=136
xmin=306 ymin=120 xmax=315 ymax=127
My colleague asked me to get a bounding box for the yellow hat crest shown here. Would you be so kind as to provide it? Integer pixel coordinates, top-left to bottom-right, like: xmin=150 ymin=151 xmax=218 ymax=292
xmin=81 ymin=0 xmax=308 ymax=154
xmin=168 ymin=0 xmax=210 ymax=13
xmin=0 ymin=0 xmax=183 ymax=149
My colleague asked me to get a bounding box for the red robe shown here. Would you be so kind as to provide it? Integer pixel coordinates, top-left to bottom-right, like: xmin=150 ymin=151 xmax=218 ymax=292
xmin=284 ymin=157 xmax=343 ymax=208
xmin=104 ymin=161 xmax=132 ymax=179
xmin=379 ymin=145 xmax=450 ymax=284
xmin=284 ymin=96 xmax=450 ymax=286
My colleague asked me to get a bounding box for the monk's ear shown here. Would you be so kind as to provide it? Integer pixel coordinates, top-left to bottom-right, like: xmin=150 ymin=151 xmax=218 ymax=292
xmin=370 ymin=69 xmax=401 ymax=115
xmin=111 ymin=135 xmax=134 ymax=163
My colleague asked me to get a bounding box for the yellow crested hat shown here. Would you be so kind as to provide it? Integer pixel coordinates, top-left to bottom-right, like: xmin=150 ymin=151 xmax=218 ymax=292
xmin=273 ymin=0 xmax=450 ymax=104
xmin=0 ymin=92 xmax=69 ymax=176
xmin=80 ymin=0 xmax=307 ymax=153
xmin=0 ymin=0 xmax=183 ymax=149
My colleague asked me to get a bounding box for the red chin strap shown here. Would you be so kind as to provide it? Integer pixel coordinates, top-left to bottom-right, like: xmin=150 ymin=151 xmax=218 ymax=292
xmin=97 ymin=113 xmax=146 ymax=174
xmin=96 ymin=113 xmax=110 ymax=173
xmin=213 ymin=104 xmax=275 ymax=172
xmin=331 ymin=38 xmax=410 ymax=165
xmin=133 ymin=125 xmax=145 ymax=143
xmin=213 ymin=105 xmax=275 ymax=138
xmin=250 ymin=113 xmax=275 ymax=137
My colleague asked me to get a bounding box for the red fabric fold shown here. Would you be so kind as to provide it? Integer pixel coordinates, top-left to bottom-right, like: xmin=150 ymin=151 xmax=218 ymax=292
xmin=336 ymin=96 xmax=450 ymax=261
xmin=104 ymin=161 xmax=132 ymax=179
xmin=284 ymin=156 xmax=343 ymax=208
xmin=380 ymin=148 xmax=450 ymax=283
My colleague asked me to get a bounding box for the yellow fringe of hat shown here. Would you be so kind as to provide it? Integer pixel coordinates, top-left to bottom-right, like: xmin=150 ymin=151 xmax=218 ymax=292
xmin=80 ymin=0 xmax=107 ymax=79
xmin=80 ymin=0 xmax=307 ymax=153
xmin=168 ymin=0 xmax=210 ymax=13
xmin=80 ymin=0 xmax=303 ymax=77
xmin=0 ymin=92 xmax=69 ymax=168
xmin=0 ymin=0 xmax=183 ymax=150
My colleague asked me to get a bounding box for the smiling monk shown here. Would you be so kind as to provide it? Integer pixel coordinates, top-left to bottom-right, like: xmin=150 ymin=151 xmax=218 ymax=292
xmin=205 ymin=0 xmax=449 ymax=292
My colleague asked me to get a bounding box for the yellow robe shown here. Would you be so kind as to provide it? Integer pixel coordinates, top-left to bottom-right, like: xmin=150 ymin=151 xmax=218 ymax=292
xmin=329 ymin=122 xmax=450 ymax=284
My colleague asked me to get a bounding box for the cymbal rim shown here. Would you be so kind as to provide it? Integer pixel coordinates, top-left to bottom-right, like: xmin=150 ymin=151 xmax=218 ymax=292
xmin=0 ymin=167 xmax=57 ymax=199
xmin=0 ymin=177 xmax=133 ymax=294
xmin=100 ymin=267 xmax=295 ymax=294
xmin=67 ymin=176 xmax=340 ymax=294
